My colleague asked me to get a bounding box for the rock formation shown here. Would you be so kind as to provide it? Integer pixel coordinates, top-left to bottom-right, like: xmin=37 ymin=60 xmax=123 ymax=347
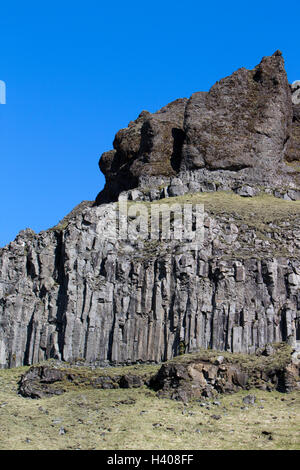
xmin=96 ymin=50 xmax=300 ymax=203
xmin=17 ymin=343 xmax=300 ymax=400
xmin=149 ymin=343 xmax=300 ymax=400
xmin=0 ymin=51 xmax=300 ymax=369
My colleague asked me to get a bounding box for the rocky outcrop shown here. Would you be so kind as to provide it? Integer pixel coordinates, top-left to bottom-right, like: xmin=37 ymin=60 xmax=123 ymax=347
xmin=149 ymin=344 xmax=300 ymax=401
xmin=1 ymin=193 xmax=299 ymax=368
xmin=96 ymin=51 xmax=300 ymax=203
xmin=17 ymin=343 xmax=300 ymax=400
xmin=18 ymin=366 xmax=66 ymax=398
xmin=0 ymin=52 xmax=300 ymax=369
xmin=287 ymin=103 xmax=300 ymax=163
xmin=18 ymin=364 xmax=146 ymax=398
xmin=96 ymin=99 xmax=187 ymax=203
xmin=181 ymin=51 xmax=292 ymax=172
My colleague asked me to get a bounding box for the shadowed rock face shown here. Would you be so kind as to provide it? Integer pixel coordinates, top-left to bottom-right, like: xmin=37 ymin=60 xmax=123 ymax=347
xmin=96 ymin=51 xmax=299 ymax=203
xmin=287 ymin=104 xmax=300 ymax=163
xmin=0 ymin=52 xmax=300 ymax=369
xmin=18 ymin=365 xmax=145 ymax=398
xmin=181 ymin=52 xmax=292 ymax=171
xmin=96 ymin=99 xmax=187 ymax=203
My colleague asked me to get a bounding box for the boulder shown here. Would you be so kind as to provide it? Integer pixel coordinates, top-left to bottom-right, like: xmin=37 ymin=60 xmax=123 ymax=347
xmin=18 ymin=366 xmax=66 ymax=399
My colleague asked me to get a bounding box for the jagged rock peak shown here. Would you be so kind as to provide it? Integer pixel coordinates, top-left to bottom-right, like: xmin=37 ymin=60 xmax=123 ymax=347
xmin=96 ymin=51 xmax=300 ymax=204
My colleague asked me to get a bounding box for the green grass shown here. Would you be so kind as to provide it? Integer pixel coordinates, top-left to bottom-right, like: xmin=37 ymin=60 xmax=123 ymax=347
xmin=285 ymin=161 xmax=300 ymax=173
xmin=153 ymin=191 xmax=300 ymax=223
xmin=123 ymin=192 xmax=300 ymax=259
xmin=167 ymin=343 xmax=293 ymax=373
xmin=0 ymin=355 xmax=299 ymax=450
xmin=125 ymin=191 xmax=300 ymax=229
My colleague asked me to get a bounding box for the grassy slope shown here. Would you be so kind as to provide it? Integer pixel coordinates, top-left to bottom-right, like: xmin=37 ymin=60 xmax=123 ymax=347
xmin=145 ymin=192 xmax=300 ymax=225
xmin=0 ymin=361 xmax=299 ymax=450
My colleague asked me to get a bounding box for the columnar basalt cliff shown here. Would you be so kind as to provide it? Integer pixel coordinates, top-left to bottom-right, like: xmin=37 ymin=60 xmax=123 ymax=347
xmin=0 ymin=51 xmax=300 ymax=369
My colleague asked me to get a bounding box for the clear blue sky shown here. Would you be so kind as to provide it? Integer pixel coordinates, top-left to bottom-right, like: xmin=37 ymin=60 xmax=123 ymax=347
xmin=0 ymin=0 xmax=299 ymax=247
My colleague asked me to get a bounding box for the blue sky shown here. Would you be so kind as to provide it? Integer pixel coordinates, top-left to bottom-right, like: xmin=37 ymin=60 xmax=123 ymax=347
xmin=0 ymin=0 xmax=299 ymax=247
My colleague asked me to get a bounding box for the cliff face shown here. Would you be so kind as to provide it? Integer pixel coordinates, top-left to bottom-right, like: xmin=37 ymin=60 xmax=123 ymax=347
xmin=1 ymin=52 xmax=300 ymax=368
xmin=96 ymin=51 xmax=300 ymax=204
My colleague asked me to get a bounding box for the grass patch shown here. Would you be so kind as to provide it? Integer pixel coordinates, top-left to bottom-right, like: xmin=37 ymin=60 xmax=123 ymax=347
xmin=155 ymin=192 xmax=300 ymax=223
xmin=166 ymin=343 xmax=293 ymax=374
xmin=124 ymin=191 xmax=300 ymax=230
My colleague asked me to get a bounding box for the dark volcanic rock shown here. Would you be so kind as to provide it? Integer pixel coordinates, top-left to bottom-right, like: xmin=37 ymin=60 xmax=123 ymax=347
xmin=18 ymin=366 xmax=66 ymax=399
xmin=18 ymin=365 xmax=147 ymax=398
xmin=287 ymin=104 xmax=300 ymax=163
xmin=119 ymin=374 xmax=144 ymax=388
xmin=0 ymin=52 xmax=300 ymax=369
xmin=149 ymin=347 xmax=300 ymax=401
xmin=150 ymin=360 xmax=242 ymax=400
xmin=96 ymin=99 xmax=187 ymax=203
xmin=276 ymin=364 xmax=300 ymax=393
xmin=91 ymin=375 xmax=119 ymax=389
xmin=181 ymin=51 xmax=292 ymax=172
